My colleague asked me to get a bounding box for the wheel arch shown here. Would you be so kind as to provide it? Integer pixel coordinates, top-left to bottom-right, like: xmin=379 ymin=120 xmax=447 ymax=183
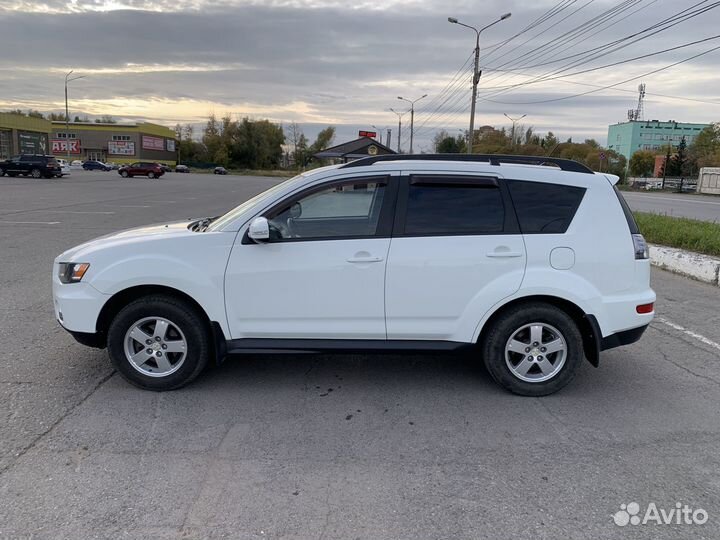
xmin=95 ymin=285 xmax=226 ymax=361
xmin=477 ymin=295 xmax=601 ymax=367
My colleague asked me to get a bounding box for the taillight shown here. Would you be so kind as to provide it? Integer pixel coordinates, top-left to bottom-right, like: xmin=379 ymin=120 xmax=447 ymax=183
xmin=632 ymin=233 xmax=649 ymax=260
xmin=636 ymin=302 xmax=654 ymax=314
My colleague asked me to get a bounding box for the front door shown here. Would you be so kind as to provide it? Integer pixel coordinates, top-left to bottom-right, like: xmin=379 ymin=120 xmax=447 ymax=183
xmin=225 ymin=174 xmax=397 ymax=340
xmin=385 ymin=173 xmax=527 ymax=342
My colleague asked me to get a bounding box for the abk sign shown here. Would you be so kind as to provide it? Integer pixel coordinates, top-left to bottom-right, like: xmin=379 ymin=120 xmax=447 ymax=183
xmin=52 ymin=139 xmax=81 ymax=154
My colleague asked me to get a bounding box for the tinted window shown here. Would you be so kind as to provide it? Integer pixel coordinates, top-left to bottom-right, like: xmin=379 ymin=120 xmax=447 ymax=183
xmin=613 ymin=185 xmax=639 ymax=234
xmin=267 ymin=179 xmax=387 ymax=241
xmin=404 ymin=180 xmax=504 ymax=235
xmin=507 ymin=180 xmax=586 ymax=234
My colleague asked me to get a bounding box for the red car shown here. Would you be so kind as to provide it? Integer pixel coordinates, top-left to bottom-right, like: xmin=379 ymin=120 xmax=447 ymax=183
xmin=118 ymin=162 xmax=165 ymax=179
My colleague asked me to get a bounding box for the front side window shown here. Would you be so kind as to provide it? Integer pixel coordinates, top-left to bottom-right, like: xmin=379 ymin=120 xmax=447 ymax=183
xmin=507 ymin=180 xmax=586 ymax=234
xmin=266 ymin=178 xmax=387 ymax=241
xmin=403 ymin=177 xmax=505 ymax=235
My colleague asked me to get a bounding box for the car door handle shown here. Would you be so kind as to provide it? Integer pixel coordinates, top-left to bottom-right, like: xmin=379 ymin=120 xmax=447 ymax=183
xmin=486 ymin=251 xmax=523 ymax=258
xmin=346 ymin=256 xmax=384 ymax=263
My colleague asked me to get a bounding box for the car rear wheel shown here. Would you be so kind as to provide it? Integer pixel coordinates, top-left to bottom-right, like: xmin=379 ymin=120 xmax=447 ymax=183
xmin=120 ymin=170 xmax=129 ymax=178
xmin=107 ymin=295 xmax=211 ymax=390
xmin=481 ymin=303 xmax=583 ymax=396
xmin=30 ymin=168 xmax=42 ymax=179
xmin=148 ymin=172 xmax=156 ymax=179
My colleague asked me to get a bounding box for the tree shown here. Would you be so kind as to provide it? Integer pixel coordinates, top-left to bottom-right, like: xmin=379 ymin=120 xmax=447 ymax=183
xmin=666 ymin=137 xmax=687 ymax=176
xmin=48 ymin=112 xmax=68 ymax=121
xmin=286 ymin=122 xmax=309 ymax=168
xmin=689 ymin=123 xmax=720 ymax=168
xmin=73 ymin=115 xmax=90 ymax=122
xmin=95 ymin=115 xmax=117 ymax=124
xmin=629 ymin=150 xmax=656 ymax=177
xmin=309 ymin=127 xmax=336 ymax=155
xmin=434 ymin=130 xmax=467 ymax=153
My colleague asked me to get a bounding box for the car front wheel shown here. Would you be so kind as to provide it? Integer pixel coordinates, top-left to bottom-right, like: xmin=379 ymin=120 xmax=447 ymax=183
xmin=148 ymin=172 xmax=155 ymax=179
xmin=30 ymin=168 xmax=42 ymax=179
xmin=107 ymin=295 xmax=211 ymax=390
xmin=481 ymin=303 xmax=583 ymax=396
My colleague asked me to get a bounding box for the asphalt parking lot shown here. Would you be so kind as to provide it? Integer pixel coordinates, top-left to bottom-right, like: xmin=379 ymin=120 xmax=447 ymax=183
xmin=1 ymin=170 xmax=720 ymax=539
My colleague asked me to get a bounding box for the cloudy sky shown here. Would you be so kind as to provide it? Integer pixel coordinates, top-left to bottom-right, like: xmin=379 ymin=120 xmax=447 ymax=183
xmin=1 ymin=0 xmax=719 ymax=150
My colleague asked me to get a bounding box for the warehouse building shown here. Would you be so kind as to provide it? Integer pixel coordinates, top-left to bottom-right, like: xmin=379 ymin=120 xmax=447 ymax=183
xmin=0 ymin=112 xmax=52 ymax=158
xmin=51 ymin=121 xmax=177 ymax=165
xmin=607 ymin=119 xmax=709 ymax=162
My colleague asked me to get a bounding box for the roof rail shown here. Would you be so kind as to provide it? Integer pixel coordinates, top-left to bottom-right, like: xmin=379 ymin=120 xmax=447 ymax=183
xmin=339 ymin=153 xmax=594 ymax=174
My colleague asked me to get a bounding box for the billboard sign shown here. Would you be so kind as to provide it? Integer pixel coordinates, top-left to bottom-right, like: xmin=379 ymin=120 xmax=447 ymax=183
xmin=108 ymin=141 xmax=136 ymax=156
xmin=51 ymin=139 xmax=81 ymax=154
xmin=19 ymin=131 xmax=48 ymax=154
xmin=142 ymin=135 xmax=165 ymax=151
xmin=359 ymin=130 xmax=377 ymax=138
xmin=166 ymin=139 xmax=176 ymax=152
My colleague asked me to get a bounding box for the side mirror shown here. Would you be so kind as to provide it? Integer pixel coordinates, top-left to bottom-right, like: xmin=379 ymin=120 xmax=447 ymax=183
xmin=248 ymin=216 xmax=270 ymax=242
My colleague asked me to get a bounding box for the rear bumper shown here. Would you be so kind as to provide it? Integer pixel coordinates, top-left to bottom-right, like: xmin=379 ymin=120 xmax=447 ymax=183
xmin=600 ymin=323 xmax=648 ymax=351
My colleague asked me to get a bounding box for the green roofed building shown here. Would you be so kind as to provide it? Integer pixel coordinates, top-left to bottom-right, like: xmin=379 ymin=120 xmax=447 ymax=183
xmin=0 ymin=112 xmax=53 ymax=158
xmin=607 ymin=119 xmax=709 ymax=162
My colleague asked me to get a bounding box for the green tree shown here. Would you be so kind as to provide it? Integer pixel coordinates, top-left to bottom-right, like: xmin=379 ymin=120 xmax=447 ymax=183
xmin=666 ymin=137 xmax=688 ymax=176
xmin=48 ymin=112 xmax=68 ymax=121
xmin=435 ymin=134 xmax=467 ymax=153
xmin=309 ymin=126 xmax=336 ymax=155
xmin=689 ymin=123 xmax=720 ymax=167
xmin=95 ymin=115 xmax=117 ymax=124
xmin=629 ymin=150 xmax=656 ymax=177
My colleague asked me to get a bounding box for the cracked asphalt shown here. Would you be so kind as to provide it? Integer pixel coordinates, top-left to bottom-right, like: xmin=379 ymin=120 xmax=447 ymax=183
xmin=1 ymin=171 xmax=719 ymax=539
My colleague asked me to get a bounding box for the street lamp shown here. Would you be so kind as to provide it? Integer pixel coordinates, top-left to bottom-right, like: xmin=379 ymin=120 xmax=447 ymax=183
xmin=64 ymin=70 xmax=86 ymax=162
xmin=371 ymin=124 xmax=390 ymax=147
xmin=448 ymin=12 xmax=511 ymax=153
xmin=397 ymin=94 xmax=427 ymax=154
xmin=504 ymin=113 xmax=526 ymax=148
xmin=389 ymin=108 xmax=409 ymax=153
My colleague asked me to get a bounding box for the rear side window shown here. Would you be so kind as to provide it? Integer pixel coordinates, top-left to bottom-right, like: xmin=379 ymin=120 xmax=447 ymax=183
xmin=404 ymin=178 xmax=505 ymax=235
xmin=507 ymin=180 xmax=586 ymax=234
xmin=613 ymin=186 xmax=640 ymax=234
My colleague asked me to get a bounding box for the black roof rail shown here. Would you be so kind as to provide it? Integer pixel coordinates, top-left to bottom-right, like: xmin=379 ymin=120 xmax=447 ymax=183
xmin=339 ymin=153 xmax=594 ymax=174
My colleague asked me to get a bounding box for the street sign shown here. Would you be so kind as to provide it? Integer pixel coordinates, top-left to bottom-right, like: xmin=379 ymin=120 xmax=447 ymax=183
xmin=359 ymin=130 xmax=377 ymax=138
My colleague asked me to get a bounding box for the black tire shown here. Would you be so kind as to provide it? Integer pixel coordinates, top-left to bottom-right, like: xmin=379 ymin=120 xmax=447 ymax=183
xmin=30 ymin=168 xmax=42 ymax=179
xmin=481 ymin=303 xmax=584 ymax=396
xmin=107 ymin=295 xmax=211 ymax=391
xmin=0 ymin=167 xmax=4 ymax=176
xmin=148 ymin=172 xmax=155 ymax=179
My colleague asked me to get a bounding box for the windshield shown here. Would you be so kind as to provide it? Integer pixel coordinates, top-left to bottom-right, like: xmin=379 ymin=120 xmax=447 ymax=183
xmin=205 ymin=174 xmax=304 ymax=232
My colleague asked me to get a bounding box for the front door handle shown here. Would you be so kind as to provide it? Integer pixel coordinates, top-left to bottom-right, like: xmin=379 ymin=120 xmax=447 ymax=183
xmin=347 ymin=251 xmax=384 ymax=263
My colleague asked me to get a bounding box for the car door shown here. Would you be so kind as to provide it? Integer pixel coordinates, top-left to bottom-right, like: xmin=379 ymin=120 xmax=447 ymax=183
xmin=385 ymin=173 xmax=526 ymax=342
xmin=5 ymin=156 xmax=21 ymax=174
xmin=224 ymin=173 xmax=398 ymax=340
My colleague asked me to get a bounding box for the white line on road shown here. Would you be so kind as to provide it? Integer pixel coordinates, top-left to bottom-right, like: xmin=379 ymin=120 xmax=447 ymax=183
xmin=112 ymin=205 xmax=151 ymax=208
xmin=0 ymin=220 xmax=60 ymax=225
xmin=656 ymin=317 xmax=720 ymax=352
xmin=624 ymin=194 xmax=720 ymax=206
xmin=45 ymin=210 xmax=115 ymax=215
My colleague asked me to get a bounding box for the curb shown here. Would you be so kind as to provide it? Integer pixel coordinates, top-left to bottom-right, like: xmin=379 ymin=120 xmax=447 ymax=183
xmin=649 ymin=244 xmax=720 ymax=286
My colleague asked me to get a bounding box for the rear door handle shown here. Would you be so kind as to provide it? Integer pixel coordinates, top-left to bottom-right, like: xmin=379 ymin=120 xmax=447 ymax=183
xmin=486 ymin=251 xmax=523 ymax=258
xmin=347 ymin=256 xmax=384 ymax=263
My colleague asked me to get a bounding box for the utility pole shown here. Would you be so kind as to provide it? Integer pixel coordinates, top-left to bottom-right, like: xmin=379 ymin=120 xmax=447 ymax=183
xmin=448 ymin=12 xmax=511 ymax=154
xmin=389 ymin=108 xmax=408 ymax=153
xmin=503 ymin=113 xmax=526 ymax=149
xmin=397 ymin=94 xmax=427 ymax=154
xmin=386 ymin=128 xmax=392 ymax=148
xmin=64 ymin=70 xmax=86 ymax=162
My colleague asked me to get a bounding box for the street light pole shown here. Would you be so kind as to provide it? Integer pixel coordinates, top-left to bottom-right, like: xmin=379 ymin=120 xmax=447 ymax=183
xmin=389 ymin=108 xmax=408 ymax=153
xmin=64 ymin=70 xmax=86 ymax=162
xmin=504 ymin=113 xmax=526 ymax=148
xmin=448 ymin=12 xmax=511 ymax=154
xmin=397 ymin=94 xmax=427 ymax=154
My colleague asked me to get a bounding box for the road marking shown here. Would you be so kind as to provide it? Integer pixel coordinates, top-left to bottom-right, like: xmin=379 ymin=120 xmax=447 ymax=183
xmin=112 ymin=205 xmax=151 ymax=208
xmin=0 ymin=220 xmax=60 ymax=225
xmin=625 ymin=194 xmax=720 ymax=206
xmin=657 ymin=317 xmax=720 ymax=352
xmin=45 ymin=210 xmax=115 ymax=215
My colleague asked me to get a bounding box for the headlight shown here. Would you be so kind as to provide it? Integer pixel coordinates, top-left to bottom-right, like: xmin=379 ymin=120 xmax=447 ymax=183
xmin=58 ymin=262 xmax=90 ymax=283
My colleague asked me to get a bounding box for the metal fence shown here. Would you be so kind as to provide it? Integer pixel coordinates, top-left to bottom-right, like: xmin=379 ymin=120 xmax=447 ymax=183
xmin=628 ymin=177 xmax=698 ymax=192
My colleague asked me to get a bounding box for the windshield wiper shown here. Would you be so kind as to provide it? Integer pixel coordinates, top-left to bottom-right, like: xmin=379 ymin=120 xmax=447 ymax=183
xmin=197 ymin=215 xmax=220 ymax=232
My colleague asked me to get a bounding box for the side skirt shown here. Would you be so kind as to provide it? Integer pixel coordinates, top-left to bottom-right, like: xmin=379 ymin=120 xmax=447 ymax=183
xmin=225 ymin=338 xmax=475 ymax=355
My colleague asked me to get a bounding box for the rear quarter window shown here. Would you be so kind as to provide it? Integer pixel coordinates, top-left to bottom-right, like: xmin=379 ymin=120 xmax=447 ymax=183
xmin=507 ymin=180 xmax=586 ymax=234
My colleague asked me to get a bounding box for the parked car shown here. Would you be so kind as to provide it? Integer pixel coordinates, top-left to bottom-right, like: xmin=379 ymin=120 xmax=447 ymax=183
xmin=70 ymin=160 xmax=84 ymax=170
xmin=0 ymin=154 xmax=62 ymax=178
xmin=214 ymin=166 xmax=228 ymax=175
xmin=55 ymin=158 xmax=71 ymax=177
xmin=53 ymin=154 xmax=655 ymax=395
xmin=82 ymin=160 xmax=112 ymax=171
xmin=175 ymin=164 xmax=190 ymax=173
xmin=118 ymin=162 xmax=165 ymax=179
xmin=159 ymin=164 xmax=172 ymax=174
xmin=105 ymin=162 xmax=120 ymax=170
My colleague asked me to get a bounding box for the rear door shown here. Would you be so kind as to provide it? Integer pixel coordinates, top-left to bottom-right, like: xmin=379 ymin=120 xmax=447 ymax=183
xmin=385 ymin=173 xmax=526 ymax=342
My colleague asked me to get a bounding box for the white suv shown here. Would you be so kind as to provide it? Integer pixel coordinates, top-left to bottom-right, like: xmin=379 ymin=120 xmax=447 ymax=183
xmin=53 ymin=155 xmax=655 ymax=396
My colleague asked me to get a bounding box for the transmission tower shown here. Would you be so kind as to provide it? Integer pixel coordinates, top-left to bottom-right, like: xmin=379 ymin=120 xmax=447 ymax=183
xmin=627 ymin=83 xmax=646 ymax=122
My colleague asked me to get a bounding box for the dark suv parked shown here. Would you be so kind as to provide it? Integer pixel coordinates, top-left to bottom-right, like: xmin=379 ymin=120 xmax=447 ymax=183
xmin=118 ymin=162 xmax=165 ymax=179
xmin=0 ymin=155 xmax=62 ymax=178
xmin=82 ymin=160 xmax=111 ymax=171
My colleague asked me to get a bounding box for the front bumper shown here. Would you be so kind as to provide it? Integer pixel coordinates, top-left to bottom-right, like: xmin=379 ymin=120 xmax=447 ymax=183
xmin=52 ymin=271 xmax=109 ymax=335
